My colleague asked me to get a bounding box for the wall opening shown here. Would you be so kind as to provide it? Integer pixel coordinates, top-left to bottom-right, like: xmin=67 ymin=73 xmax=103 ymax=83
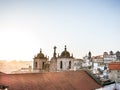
xmin=42 ymin=62 xmax=45 ymax=69
xmin=60 ymin=61 xmax=63 ymax=69
xmin=69 ymin=61 xmax=71 ymax=69
xmin=35 ymin=62 xmax=37 ymax=68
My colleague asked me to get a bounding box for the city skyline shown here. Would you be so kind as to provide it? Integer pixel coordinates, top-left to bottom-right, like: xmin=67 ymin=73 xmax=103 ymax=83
xmin=0 ymin=0 xmax=120 ymax=61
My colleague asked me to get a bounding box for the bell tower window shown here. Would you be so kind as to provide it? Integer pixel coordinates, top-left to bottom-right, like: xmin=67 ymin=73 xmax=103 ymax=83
xmin=35 ymin=62 xmax=37 ymax=68
xmin=60 ymin=61 xmax=63 ymax=69
xmin=42 ymin=62 xmax=45 ymax=69
xmin=69 ymin=61 xmax=71 ymax=69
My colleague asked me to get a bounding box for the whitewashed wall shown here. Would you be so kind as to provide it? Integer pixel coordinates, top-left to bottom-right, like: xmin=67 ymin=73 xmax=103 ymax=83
xmin=57 ymin=58 xmax=74 ymax=71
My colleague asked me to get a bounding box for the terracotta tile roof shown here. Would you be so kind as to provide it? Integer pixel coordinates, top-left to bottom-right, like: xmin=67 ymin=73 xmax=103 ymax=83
xmin=108 ymin=62 xmax=120 ymax=70
xmin=0 ymin=71 xmax=100 ymax=90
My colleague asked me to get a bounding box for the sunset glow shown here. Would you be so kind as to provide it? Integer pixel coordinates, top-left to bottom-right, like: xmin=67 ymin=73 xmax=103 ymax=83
xmin=0 ymin=0 xmax=120 ymax=61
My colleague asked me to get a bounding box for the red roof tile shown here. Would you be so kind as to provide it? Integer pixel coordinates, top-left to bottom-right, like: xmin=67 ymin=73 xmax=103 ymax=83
xmin=0 ymin=71 xmax=100 ymax=90
xmin=108 ymin=62 xmax=120 ymax=70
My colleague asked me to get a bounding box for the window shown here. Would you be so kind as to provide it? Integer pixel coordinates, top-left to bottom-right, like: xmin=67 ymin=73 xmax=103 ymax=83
xmin=60 ymin=61 xmax=63 ymax=69
xmin=69 ymin=61 xmax=71 ymax=69
xmin=42 ymin=62 xmax=45 ymax=69
xmin=35 ymin=62 xmax=37 ymax=68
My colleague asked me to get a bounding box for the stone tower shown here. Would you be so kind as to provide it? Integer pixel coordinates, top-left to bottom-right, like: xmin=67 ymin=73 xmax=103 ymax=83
xmin=33 ymin=48 xmax=48 ymax=72
xmin=50 ymin=46 xmax=57 ymax=71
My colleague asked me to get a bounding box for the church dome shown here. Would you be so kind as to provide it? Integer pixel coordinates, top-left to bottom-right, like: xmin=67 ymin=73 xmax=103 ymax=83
xmin=60 ymin=45 xmax=71 ymax=58
xmin=61 ymin=50 xmax=70 ymax=57
xmin=36 ymin=49 xmax=45 ymax=59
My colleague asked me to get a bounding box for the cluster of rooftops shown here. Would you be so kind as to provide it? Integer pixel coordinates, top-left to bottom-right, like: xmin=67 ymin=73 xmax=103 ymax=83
xmin=0 ymin=46 xmax=120 ymax=90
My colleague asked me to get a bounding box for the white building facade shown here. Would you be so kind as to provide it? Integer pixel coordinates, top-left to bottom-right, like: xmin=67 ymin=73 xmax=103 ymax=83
xmin=103 ymin=51 xmax=117 ymax=64
xmin=57 ymin=58 xmax=74 ymax=71
xmin=82 ymin=52 xmax=92 ymax=68
xmin=56 ymin=45 xmax=76 ymax=71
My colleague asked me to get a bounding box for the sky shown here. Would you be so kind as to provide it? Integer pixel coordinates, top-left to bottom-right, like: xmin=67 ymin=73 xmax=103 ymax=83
xmin=0 ymin=0 xmax=120 ymax=61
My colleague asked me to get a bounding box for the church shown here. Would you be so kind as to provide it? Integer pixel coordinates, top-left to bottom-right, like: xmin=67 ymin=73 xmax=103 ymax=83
xmin=33 ymin=45 xmax=82 ymax=72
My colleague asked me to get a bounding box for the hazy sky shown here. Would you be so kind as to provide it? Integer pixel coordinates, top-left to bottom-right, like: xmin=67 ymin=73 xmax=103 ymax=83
xmin=0 ymin=0 xmax=120 ymax=61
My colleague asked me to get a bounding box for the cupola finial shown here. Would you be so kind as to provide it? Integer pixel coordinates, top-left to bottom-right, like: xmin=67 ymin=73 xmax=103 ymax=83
xmin=65 ymin=45 xmax=67 ymax=51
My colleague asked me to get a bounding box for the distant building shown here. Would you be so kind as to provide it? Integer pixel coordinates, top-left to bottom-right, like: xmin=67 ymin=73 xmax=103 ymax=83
xmin=116 ymin=51 xmax=120 ymax=60
xmin=12 ymin=65 xmax=32 ymax=74
xmin=92 ymin=55 xmax=104 ymax=74
xmin=82 ymin=51 xmax=92 ymax=68
xmin=92 ymin=55 xmax=104 ymax=66
xmin=73 ymin=59 xmax=83 ymax=71
xmin=108 ymin=62 xmax=120 ymax=83
xmin=95 ymin=62 xmax=120 ymax=90
xmin=33 ymin=45 xmax=82 ymax=72
xmin=103 ymin=51 xmax=117 ymax=64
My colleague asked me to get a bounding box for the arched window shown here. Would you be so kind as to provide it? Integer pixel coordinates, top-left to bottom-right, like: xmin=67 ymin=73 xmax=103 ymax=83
xmin=60 ymin=61 xmax=63 ymax=69
xmin=69 ymin=61 xmax=71 ymax=69
xmin=35 ymin=62 xmax=37 ymax=68
xmin=42 ymin=62 xmax=45 ymax=69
